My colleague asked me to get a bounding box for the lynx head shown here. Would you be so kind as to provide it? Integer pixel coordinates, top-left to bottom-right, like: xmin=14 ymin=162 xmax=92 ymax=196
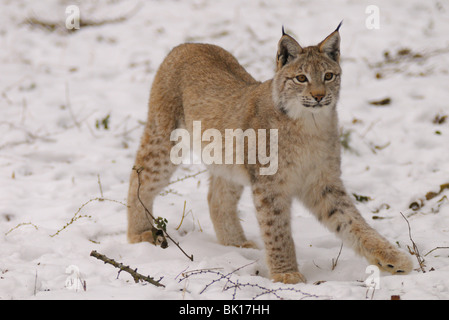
xmin=272 ymin=23 xmax=342 ymax=119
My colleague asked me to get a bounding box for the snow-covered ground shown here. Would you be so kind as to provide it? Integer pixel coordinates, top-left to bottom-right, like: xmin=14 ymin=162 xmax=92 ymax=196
xmin=1 ymin=0 xmax=449 ymax=300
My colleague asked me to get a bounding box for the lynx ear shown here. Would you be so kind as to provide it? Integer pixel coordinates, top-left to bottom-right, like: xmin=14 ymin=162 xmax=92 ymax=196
xmin=318 ymin=21 xmax=342 ymax=62
xmin=276 ymin=27 xmax=302 ymax=70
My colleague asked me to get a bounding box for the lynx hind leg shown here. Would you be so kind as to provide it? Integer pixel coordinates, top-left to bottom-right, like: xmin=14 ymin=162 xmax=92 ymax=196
xmin=304 ymin=183 xmax=413 ymax=274
xmin=127 ymin=118 xmax=178 ymax=244
xmin=207 ymin=176 xmax=256 ymax=249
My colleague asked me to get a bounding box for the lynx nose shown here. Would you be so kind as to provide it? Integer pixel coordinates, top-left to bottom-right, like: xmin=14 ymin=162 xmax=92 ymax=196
xmin=311 ymin=93 xmax=325 ymax=102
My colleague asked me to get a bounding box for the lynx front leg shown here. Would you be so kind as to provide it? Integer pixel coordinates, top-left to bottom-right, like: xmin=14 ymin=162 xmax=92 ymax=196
xmin=302 ymin=181 xmax=413 ymax=274
xmin=207 ymin=176 xmax=255 ymax=248
xmin=252 ymin=185 xmax=306 ymax=284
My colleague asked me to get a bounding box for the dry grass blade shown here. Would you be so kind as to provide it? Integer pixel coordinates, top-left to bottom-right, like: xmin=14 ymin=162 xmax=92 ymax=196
xmin=331 ymin=243 xmax=343 ymax=270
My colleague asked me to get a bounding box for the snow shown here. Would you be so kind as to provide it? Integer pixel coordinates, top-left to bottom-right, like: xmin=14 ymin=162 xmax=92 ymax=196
xmin=1 ymin=0 xmax=449 ymax=300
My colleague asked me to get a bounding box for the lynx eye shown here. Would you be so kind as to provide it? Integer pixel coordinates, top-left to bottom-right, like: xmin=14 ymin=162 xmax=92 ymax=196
xmin=293 ymin=74 xmax=308 ymax=84
xmin=324 ymin=72 xmax=334 ymax=81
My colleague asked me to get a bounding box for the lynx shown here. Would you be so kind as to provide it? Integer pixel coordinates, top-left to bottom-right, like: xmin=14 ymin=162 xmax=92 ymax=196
xmin=127 ymin=24 xmax=413 ymax=284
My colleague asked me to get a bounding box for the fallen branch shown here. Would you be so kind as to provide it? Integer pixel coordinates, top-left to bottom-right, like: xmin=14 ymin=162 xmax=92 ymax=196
xmin=90 ymin=250 xmax=165 ymax=287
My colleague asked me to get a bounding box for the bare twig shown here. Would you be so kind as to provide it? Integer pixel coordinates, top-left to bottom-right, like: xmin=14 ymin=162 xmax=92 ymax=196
xmin=179 ymin=262 xmax=323 ymax=300
xmin=90 ymin=250 xmax=165 ymax=287
xmin=133 ymin=166 xmax=194 ymax=261
xmin=167 ymin=169 xmax=207 ymax=186
xmin=0 ymin=122 xmax=56 ymax=150
xmin=5 ymin=222 xmax=39 ymax=236
xmin=24 ymin=3 xmax=143 ymax=33
xmin=50 ymin=197 xmax=127 ymax=237
xmin=199 ymin=261 xmax=256 ymax=294
xmin=0 ymin=108 xmax=96 ymax=150
xmin=400 ymin=212 xmax=426 ymax=272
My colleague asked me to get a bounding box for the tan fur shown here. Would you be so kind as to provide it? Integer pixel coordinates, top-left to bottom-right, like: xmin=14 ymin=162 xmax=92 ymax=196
xmin=127 ymin=25 xmax=413 ymax=284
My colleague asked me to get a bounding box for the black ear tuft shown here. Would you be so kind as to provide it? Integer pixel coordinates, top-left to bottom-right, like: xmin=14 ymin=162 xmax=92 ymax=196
xmin=335 ymin=20 xmax=343 ymax=32
xmin=276 ymin=29 xmax=302 ymax=70
xmin=318 ymin=24 xmax=341 ymax=63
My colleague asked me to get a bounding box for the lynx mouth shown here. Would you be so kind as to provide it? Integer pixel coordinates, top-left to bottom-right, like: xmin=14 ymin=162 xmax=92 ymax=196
xmin=304 ymin=103 xmax=323 ymax=108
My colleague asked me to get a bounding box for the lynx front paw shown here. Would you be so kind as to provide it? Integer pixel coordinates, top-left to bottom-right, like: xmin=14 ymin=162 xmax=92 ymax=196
xmin=272 ymin=272 xmax=306 ymax=284
xmin=366 ymin=246 xmax=413 ymax=274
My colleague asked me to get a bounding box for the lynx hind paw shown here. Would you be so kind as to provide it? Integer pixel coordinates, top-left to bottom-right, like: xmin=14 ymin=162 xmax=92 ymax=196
xmin=128 ymin=230 xmax=168 ymax=248
xmin=368 ymin=248 xmax=413 ymax=275
xmin=236 ymin=240 xmax=258 ymax=249
xmin=272 ymin=272 xmax=307 ymax=284
xmin=128 ymin=231 xmax=154 ymax=244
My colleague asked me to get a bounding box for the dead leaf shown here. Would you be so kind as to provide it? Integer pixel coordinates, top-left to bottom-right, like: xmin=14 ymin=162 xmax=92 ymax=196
xmin=369 ymin=97 xmax=391 ymax=106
